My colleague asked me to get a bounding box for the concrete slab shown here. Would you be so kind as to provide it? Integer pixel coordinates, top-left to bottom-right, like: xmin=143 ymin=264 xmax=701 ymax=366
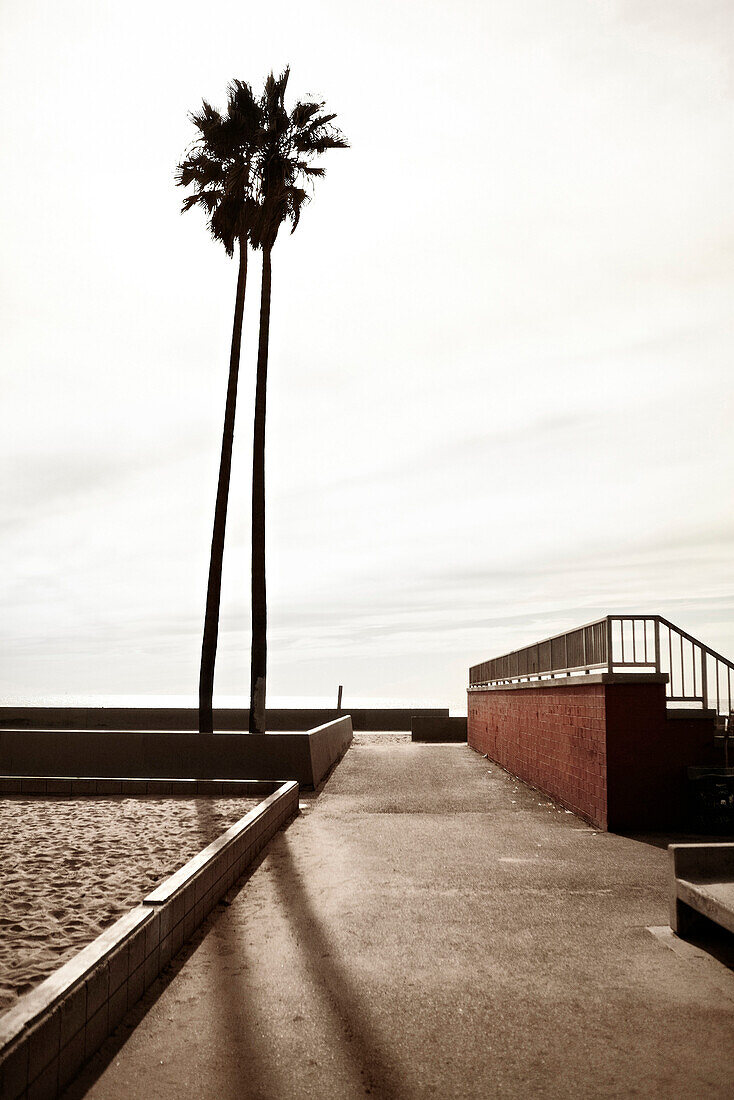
xmin=64 ymin=743 xmax=734 ymax=1100
xmin=670 ymin=843 xmax=734 ymax=937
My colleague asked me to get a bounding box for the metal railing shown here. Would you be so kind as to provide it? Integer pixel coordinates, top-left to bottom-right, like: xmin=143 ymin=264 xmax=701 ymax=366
xmin=468 ymin=615 xmax=734 ymax=717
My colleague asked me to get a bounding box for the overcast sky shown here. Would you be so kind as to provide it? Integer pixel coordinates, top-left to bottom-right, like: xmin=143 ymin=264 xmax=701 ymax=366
xmin=1 ymin=0 xmax=733 ymax=711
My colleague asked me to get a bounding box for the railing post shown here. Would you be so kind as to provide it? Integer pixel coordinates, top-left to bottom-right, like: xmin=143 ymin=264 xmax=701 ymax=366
xmin=606 ymin=617 xmax=614 ymax=675
xmin=653 ymin=618 xmax=660 ymax=674
xmin=700 ymin=648 xmax=708 ymax=710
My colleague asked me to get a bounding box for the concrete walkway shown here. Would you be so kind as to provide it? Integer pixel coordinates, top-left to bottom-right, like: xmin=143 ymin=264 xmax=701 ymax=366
xmin=66 ymin=739 xmax=734 ymax=1099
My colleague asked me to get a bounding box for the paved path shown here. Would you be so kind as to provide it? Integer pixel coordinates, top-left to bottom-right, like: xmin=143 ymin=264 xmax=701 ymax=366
xmin=66 ymin=740 xmax=734 ymax=1099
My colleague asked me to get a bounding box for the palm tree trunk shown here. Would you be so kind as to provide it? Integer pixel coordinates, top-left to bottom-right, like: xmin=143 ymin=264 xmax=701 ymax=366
xmin=249 ymin=246 xmax=272 ymax=735
xmin=198 ymin=239 xmax=248 ymax=735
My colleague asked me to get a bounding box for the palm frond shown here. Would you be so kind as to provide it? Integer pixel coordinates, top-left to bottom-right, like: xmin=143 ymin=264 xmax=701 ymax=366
xmin=296 ymin=129 xmax=349 ymax=154
xmin=188 ymin=100 xmax=222 ymax=136
xmin=286 ymin=186 xmax=309 ymax=233
xmin=176 ymin=151 xmax=227 ymax=189
xmin=290 ymin=101 xmax=324 ymax=127
xmin=298 ymin=163 xmax=325 ymax=178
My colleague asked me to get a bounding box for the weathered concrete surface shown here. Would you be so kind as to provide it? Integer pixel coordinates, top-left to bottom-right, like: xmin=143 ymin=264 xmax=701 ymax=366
xmin=65 ymin=741 xmax=734 ymax=1100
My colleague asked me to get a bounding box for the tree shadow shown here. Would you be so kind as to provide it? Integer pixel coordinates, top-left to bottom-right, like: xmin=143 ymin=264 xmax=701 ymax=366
xmin=63 ymin=756 xmax=381 ymax=1098
xmin=61 ymin=840 xmax=281 ymax=1099
xmin=62 ymin=764 xmax=400 ymax=1100
xmin=269 ymin=837 xmax=408 ymax=1100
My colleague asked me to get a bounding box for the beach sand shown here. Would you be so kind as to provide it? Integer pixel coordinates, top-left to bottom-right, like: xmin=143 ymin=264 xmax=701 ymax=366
xmin=352 ymin=732 xmax=411 ymax=744
xmin=0 ymin=796 xmax=258 ymax=1014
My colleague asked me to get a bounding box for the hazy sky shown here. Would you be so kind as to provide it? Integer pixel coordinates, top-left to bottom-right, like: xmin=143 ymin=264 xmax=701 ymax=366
xmin=2 ymin=0 xmax=733 ymax=711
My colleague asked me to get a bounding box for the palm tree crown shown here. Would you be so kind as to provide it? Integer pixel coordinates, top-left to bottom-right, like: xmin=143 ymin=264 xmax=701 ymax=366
xmin=248 ymin=67 xmax=348 ymax=250
xmin=176 ymin=69 xmax=348 ymax=254
xmin=175 ymin=79 xmax=262 ymax=255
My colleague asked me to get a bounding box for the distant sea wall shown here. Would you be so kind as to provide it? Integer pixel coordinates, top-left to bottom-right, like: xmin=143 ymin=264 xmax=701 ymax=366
xmin=0 ymin=706 xmax=448 ymax=732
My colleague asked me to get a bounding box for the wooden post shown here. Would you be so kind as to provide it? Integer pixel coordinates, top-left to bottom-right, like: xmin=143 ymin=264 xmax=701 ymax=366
xmin=337 ymin=685 xmax=343 ymax=713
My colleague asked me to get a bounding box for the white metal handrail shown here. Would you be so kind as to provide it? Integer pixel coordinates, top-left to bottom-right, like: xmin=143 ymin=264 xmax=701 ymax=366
xmin=468 ymin=615 xmax=734 ymax=717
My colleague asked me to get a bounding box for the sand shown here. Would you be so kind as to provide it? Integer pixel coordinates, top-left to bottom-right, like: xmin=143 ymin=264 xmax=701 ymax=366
xmin=352 ymin=732 xmax=411 ymax=744
xmin=0 ymin=796 xmax=258 ymax=1014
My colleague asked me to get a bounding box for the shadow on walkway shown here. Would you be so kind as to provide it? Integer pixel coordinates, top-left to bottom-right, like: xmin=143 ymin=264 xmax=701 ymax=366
xmin=62 ymin=838 xmax=280 ymax=1100
xmin=619 ymin=830 xmax=733 ymax=851
xmin=269 ymin=836 xmax=409 ymax=1099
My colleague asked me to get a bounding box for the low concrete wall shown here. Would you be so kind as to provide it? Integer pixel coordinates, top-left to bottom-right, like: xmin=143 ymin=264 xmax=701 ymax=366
xmin=0 ymin=717 xmax=353 ymax=789
xmin=411 ymin=717 xmax=467 ymax=742
xmin=0 ymin=707 xmax=448 ymax=732
xmin=0 ymin=781 xmax=298 ymax=1099
xmin=305 ymin=717 xmax=353 ymax=786
xmin=468 ymin=675 xmax=717 ymax=831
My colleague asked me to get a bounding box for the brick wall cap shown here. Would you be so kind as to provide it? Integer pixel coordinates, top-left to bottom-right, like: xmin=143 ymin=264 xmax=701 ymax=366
xmin=468 ymin=673 xmax=669 ymax=693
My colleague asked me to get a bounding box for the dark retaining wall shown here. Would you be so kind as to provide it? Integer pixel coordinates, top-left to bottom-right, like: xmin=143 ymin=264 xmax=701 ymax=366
xmin=411 ymin=717 xmax=467 ymax=742
xmin=0 ymin=707 xmax=447 ymax=732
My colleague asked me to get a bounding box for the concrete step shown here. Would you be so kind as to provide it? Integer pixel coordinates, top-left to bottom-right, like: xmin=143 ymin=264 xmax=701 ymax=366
xmin=666 ymin=708 xmax=717 ymax=722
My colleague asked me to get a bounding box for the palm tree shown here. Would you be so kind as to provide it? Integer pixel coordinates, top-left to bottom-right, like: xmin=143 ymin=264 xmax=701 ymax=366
xmin=245 ymin=68 xmax=348 ymax=735
xmin=175 ymin=80 xmax=261 ymax=735
xmin=177 ymin=71 xmax=346 ymax=737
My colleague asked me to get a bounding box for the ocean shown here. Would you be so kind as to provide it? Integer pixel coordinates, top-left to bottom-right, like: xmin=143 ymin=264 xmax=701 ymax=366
xmin=0 ymin=693 xmax=464 ymax=715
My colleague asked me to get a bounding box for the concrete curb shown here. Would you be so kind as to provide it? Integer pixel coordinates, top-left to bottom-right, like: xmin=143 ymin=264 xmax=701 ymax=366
xmin=0 ymin=780 xmax=298 ymax=1099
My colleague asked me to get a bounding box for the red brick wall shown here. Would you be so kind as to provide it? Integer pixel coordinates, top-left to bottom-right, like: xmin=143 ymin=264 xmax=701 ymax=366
xmin=468 ymin=679 xmax=717 ymax=831
xmin=468 ymin=683 xmax=608 ymax=828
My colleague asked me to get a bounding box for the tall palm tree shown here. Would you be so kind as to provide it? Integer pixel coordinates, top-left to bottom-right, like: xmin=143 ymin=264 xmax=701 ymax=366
xmin=175 ymin=80 xmax=261 ymax=735
xmin=246 ymin=69 xmax=347 ymax=735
